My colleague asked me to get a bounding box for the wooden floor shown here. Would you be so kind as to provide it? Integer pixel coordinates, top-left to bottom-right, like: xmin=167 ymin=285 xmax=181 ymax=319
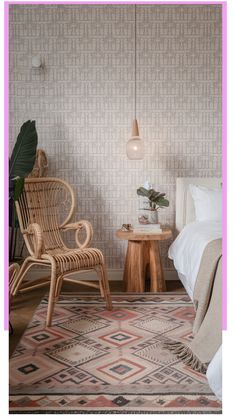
xmin=9 ymin=280 xmax=184 ymax=357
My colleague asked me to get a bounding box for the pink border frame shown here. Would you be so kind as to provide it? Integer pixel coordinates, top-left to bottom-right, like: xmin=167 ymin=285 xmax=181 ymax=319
xmin=4 ymin=1 xmax=228 ymax=4
xmin=222 ymin=1 xmax=227 ymax=330
xmin=4 ymin=1 xmax=9 ymax=331
xmin=4 ymin=0 xmax=227 ymax=330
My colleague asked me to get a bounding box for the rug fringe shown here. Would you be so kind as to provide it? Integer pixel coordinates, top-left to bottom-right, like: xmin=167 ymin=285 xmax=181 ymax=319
xmin=163 ymin=341 xmax=207 ymax=374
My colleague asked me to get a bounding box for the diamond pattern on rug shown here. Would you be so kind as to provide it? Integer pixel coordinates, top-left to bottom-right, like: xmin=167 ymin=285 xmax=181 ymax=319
xmin=97 ymin=358 xmax=145 ymax=382
xmin=46 ymin=340 xmax=107 ymax=367
xmin=10 ymin=352 xmax=63 ymax=386
xmin=21 ymin=325 xmax=76 ymax=350
xmin=36 ymin=306 xmax=76 ymax=324
xmin=99 ymin=309 xmax=138 ymax=321
xmin=99 ymin=329 xmax=140 ymax=347
xmin=133 ymin=339 xmax=179 ymax=367
xmin=132 ymin=315 xmax=180 ymax=334
xmin=9 ymin=293 xmax=222 ymax=413
xmin=59 ymin=316 xmax=108 ymax=335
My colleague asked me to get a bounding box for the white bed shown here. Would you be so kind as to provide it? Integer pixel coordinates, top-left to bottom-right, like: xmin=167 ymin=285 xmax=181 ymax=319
xmin=169 ymin=177 xmax=222 ymax=401
xmin=169 ymin=220 xmax=222 ymax=299
xmin=169 ymin=177 xmax=222 ymax=299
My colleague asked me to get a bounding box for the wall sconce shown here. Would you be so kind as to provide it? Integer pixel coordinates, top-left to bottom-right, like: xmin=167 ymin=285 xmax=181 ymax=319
xmin=32 ymin=55 xmax=43 ymax=69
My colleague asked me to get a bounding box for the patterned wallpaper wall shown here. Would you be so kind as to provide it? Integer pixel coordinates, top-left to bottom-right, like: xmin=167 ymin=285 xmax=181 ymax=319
xmin=9 ymin=4 xmax=222 ymax=272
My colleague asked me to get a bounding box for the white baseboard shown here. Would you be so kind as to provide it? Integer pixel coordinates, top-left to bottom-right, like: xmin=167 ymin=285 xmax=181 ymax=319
xmin=25 ymin=267 xmax=179 ymax=282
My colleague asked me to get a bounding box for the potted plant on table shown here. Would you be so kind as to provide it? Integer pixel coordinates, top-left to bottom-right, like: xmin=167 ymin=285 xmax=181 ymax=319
xmin=137 ymin=185 xmax=169 ymax=224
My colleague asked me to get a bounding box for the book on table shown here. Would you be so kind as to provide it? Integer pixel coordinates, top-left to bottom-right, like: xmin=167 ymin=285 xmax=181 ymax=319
xmin=133 ymin=224 xmax=162 ymax=233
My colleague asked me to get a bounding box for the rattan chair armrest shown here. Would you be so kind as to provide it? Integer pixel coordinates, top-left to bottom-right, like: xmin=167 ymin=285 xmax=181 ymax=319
xmin=61 ymin=220 xmax=93 ymax=249
xmin=25 ymin=223 xmax=44 ymax=258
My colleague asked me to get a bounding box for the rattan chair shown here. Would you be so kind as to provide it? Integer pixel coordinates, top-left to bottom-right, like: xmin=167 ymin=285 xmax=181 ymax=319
xmin=11 ymin=177 xmax=112 ymax=326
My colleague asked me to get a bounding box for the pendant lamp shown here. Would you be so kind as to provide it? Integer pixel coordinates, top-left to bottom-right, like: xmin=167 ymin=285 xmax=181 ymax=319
xmin=126 ymin=4 xmax=144 ymax=160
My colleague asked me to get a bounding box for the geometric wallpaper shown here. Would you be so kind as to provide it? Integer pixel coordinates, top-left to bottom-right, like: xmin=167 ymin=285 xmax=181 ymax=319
xmin=9 ymin=4 xmax=222 ymax=272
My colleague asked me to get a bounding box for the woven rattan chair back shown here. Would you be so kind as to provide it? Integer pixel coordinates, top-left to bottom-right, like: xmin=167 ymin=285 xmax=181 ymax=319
xmin=17 ymin=178 xmax=75 ymax=256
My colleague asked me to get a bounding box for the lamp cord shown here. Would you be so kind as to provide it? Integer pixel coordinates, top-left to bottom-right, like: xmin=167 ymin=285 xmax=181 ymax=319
xmin=134 ymin=4 xmax=137 ymax=119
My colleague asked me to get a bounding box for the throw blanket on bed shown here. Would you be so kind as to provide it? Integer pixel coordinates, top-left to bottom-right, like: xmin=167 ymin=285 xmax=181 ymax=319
xmin=164 ymin=239 xmax=222 ymax=373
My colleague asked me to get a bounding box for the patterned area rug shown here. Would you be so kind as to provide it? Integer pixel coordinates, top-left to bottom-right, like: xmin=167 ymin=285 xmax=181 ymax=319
xmin=9 ymin=293 xmax=222 ymax=414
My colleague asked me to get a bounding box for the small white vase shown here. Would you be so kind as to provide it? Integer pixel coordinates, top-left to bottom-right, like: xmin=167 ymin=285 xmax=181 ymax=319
xmin=138 ymin=209 xmax=158 ymax=224
xmin=147 ymin=209 xmax=158 ymax=224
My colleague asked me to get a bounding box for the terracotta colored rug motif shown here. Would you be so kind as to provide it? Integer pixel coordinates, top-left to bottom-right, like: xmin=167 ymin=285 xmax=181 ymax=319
xmin=9 ymin=293 xmax=222 ymax=413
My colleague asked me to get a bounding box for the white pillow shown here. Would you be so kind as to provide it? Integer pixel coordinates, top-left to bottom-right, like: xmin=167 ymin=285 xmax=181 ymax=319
xmin=189 ymin=184 xmax=222 ymax=222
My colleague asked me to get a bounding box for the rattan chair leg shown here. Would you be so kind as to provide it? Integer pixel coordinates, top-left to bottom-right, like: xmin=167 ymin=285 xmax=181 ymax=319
xmin=55 ymin=275 xmax=64 ymax=302
xmin=46 ymin=270 xmax=57 ymax=327
xmin=100 ymin=264 xmax=113 ymax=311
xmin=99 ymin=278 xmax=105 ymax=298
xmin=11 ymin=258 xmax=31 ymax=296
xmin=95 ymin=267 xmax=105 ymax=298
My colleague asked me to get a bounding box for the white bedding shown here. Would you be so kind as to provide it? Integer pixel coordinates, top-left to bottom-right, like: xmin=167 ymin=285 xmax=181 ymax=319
xmin=168 ymin=220 xmax=222 ymax=299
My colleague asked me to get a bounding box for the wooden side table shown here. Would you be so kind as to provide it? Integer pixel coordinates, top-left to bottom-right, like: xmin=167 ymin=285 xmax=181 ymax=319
xmin=116 ymin=227 xmax=172 ymax=293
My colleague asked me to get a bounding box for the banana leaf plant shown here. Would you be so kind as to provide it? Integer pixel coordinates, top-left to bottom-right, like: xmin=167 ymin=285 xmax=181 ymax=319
xmin=9 ymin=120 xmax=38 ymax=261
xmin=137 ymin=187 xmax=169 ymax=210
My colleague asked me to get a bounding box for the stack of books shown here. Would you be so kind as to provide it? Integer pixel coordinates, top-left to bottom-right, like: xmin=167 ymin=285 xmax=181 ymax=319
xmin=133 ymin=224 xmax=162 ymax=234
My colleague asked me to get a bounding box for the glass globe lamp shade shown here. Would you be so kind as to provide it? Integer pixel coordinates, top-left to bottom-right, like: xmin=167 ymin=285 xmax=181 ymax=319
xmin=126 ymin=119 xmax=144 ymax=160
xmin=126 ymin=136 xmax=144 ymax=160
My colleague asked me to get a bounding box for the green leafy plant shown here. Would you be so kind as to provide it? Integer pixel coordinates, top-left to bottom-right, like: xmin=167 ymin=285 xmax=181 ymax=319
xmin=137 ymin=187 xmax=169 ymax=210
xmin=9 ymin=120 xmax=38 ymax=261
